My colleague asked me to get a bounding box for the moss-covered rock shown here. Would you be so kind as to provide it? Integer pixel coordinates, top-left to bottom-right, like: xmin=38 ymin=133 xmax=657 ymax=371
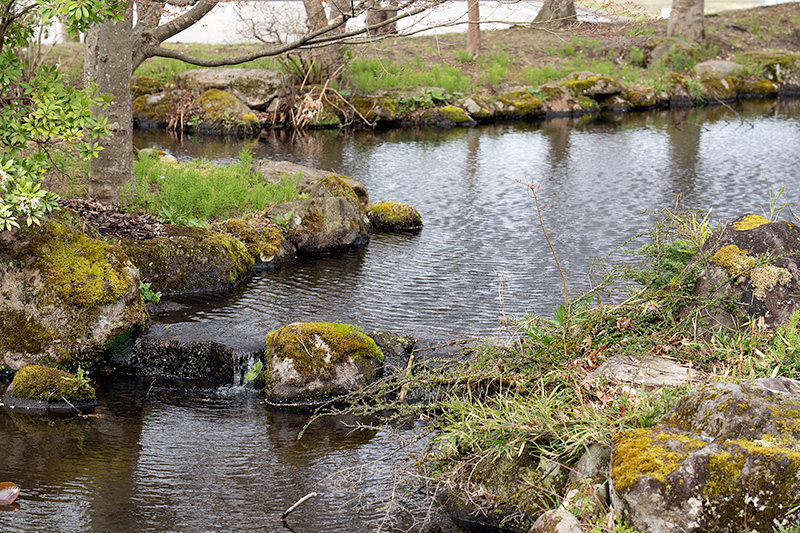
xmin=266 ymin=196 xmax=369 ymax=254
xmin=496 ymin=90 xmax=545 ymax=118
xmin=741 ymin=51 xmax=800 ymax=88
xmin=264 ymin=322 xmax=384 ymax=403
xmin=611 ymin=378 xmax=800 ymax=532
xmin=177 ymin=68 xmax=290 ymax=109
xmin=196 ymin=88 xmax=260 ymax=136
xmin=132 ymin=93 xmax=171 ymax=130
xmin=3 ymin=365 xmax=97 ymax=415
xmin=698 ymin=73 xmax=739 ymax=103
xmin=737 ymin=76 xmax=780 ymax=98
xmin=0 ymin=211 xmax=145 ymax=370
xmin=419 ymin=105 xmax=476 ymax=127
xmin=682 ymin=214 xmax=800 ymax=328
xmin=6 ymin=365 xmax=95 ymax=402
xmin=254 ymin=159 xmax=369 ymax=207
xmin=353 ymin=96 xmax=397 ymax=123
xmin=131 ymin=75 xmax=165 ymax=99
xmin=119 ymin=225 xmax=254 ymax=295
xmin=559 ymin=72 xmax=623 ymax=98
xmin=458 ymin=95 xmax=501 ymax=119
xmin=365 ymin=201 xmax=423 ymax=232
xmin=218 ymin=217 xmax=295 ymax=270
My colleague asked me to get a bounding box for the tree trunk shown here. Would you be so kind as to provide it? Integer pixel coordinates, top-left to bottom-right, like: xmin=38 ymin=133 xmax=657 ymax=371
xmin=667 ymin=0 xmax=704 ymax=42
xmin=302 ymin=0 xmax=328 ymax=30
xmin=466 ymin=0 xmax=480 ymax=57
xmin=85 ymin=2 xmax=134 ymax=204
xmin=533 ymin=0 xmax=577 ymax=27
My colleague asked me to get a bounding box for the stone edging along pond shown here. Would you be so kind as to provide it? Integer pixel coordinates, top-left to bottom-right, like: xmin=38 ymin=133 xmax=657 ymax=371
xmin=131 ymin=50 xmax=800 ymax=135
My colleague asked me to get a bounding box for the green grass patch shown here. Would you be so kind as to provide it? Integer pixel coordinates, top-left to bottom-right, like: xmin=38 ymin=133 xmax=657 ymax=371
xmin=129 ymin=150 xmax=303 ymax=222
xmin=345 ymin=57 xmax=472 ymax=93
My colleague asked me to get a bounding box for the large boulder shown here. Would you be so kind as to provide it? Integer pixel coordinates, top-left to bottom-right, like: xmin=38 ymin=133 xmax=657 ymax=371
xmin=683 ymin=214 xmax=800 ymax=328
xmin=611 ymin=378 xmax=800 ymax=533
xmin=266 ymin=196 xmax=369 ymax=254
xmin=254 ymin=159 xmax=369 ymax=207
xmin=177 ymin=68 xmax=290 ymax=109
xmin=119 ymin=225 xmax=254 ymax=295
xmin=195 ymin=88 xmax=260 ymax=136
xmin=0 ymin=211 xmax=146 ymax=370
xmin=263 ymin=322 xmax=384 ymax=404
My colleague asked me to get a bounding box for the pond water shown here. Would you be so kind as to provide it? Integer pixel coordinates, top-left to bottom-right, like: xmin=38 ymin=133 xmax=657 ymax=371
xmin=2 ymin=100 xmax=800 ymax=533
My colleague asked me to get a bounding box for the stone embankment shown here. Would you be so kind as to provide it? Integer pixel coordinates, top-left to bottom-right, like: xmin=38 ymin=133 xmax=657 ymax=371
xmin=132 ymin=47 xmax=800 ymax=134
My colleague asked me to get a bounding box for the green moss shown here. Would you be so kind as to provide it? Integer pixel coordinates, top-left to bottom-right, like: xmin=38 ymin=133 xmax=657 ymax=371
xmin=497 ymin=91 xmax=543 ymax=116
xmin=130 ymin=75 xmax=164 ymax=98
xmin=10 ymin=364 xmax=95 ymax=402
xmin=703 ymin=450 xmax=744 ymax=500
xmin=353 ymin=96 xmax=397 ymax=121
xmin=611 ymin=429 xmax=704 ymax=492
xmin=711 ymin=244 xmax=753 ymax=272
xmin=266 ymin=322 xmax=383 ymax=381
xmin=197 ymin=88 xmax=259 ymax=127
xmin=366 ymin=202 xmax=423 ymax=231
xmin=26 ymin=213 xmax=135 ymax=308
xmin=220 ymin=218 xmax=285 ymax=262
xmin=0 ymin=310 xmax=57 ymax=354
xmin=733 ymin=214 xmax=769 ymax=231
xmin=132 ymin=94 xmax=170 ymax=121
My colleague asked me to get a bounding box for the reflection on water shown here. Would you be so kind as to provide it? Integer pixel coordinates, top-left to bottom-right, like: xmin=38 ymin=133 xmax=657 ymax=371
xmin=0 ymin=377 xmax=453 ymax=533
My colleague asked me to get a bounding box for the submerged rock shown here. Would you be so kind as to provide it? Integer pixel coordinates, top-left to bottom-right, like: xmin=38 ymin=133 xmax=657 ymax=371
xmin=263 ymin=322 xmax=384 ymax=404
xmin=0 ymin=211 xmax=146 ymax=370
xmin=682 ymin=214 xmax=800 ymax=328
xmin=2 ymin=364 xmax=97 ymax=415
xmin=611 ymin=378 xmax=800 ymax=532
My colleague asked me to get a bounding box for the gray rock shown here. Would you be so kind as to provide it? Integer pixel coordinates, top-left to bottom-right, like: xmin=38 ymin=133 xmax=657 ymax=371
xmin=527 ymin=509 xmax=582 ymax=533
xmin=569 ymin=443 xmax=612 ymax=484
xmin=682 ymin=214 xmax=800 ymax=328
xmin=177 ymin=68 xmax=290 ymax=109
xmin=611 ymin=378 xmax=800 ymax=533
xmin=586 ymin=355 xmax=701 ymax=390
xmin=694 ymin=60 xmax=744 ymax=77
xmin=254 ymin=160 xmax=369 ymax=207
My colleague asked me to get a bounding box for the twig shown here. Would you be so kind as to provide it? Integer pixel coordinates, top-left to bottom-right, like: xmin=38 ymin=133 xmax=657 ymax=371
xmin=281 ymin=492 xmax=317 ymax=521
xmin=528 ymin=179 xmax=569 ymax=306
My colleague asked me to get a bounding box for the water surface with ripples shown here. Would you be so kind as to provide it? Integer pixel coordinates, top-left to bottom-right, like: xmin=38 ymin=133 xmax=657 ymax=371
xmin=2 ymin=100 xmax=799 ymax=532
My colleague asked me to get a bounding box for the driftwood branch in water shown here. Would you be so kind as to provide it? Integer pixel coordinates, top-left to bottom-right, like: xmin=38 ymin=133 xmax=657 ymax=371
xmin=281 ymin=492 xmax=318 ymax=521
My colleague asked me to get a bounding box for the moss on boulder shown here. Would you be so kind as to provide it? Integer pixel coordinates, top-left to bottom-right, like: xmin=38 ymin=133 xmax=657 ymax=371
xmin=365 ymin=201 xmax=423 ymax=232
xmin=683 ymin=214 xmax=800 ymax=328
xmin=611 ymin=378 xmax=800 ymax=532
xmin=497 ymin=90 xmax=544 ymax=118
xmin=119 ymin=225 xmax=254 ymax=295
xmin=131 ymin=75 xmax=165 ymax=99
xmin=353 ymin=96 xmax=397 ymax=122
xmin=264 ymin=322 xmax=384 ymax=403
xmin=133 ymin=93 xmax=171 ymax=130
xmin=6 ymin=364 xmax=95 ymax=402
xmin=219 ymin=218 xmax=294 ymax=270
xmin=0 ymin=211 xmax=145 ymax=370
xmin=196 ymin=88 xmax=260 ymax=136
xmin=254 ymin=160 xmax=369 ymax=207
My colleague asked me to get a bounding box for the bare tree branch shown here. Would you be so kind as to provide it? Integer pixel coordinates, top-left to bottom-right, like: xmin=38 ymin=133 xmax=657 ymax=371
xmin=150 ymin=0 xmax=219 ymax=43
xmin=142 ymin=0 xmax=444 ymax=68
